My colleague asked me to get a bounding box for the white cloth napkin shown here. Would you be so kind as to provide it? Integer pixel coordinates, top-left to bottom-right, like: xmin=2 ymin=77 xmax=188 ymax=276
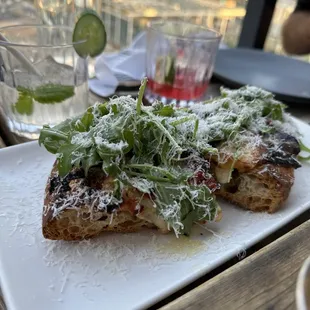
xmin=89 ymin=31 xmax=147 ymax=97
xmin=89 ymin=31 xmax=227 ymax=97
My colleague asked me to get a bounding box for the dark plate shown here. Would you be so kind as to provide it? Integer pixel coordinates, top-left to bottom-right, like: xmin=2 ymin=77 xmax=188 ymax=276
xmin=214 ymin=48 xmax=310 ymax=104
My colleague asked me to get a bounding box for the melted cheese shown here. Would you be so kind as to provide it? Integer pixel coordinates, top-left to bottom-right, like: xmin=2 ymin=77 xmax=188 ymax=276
xmin=137 ymin=198 xmax=169 ymax=233
xmin=214 ymin=166 xmax=232 ymax=184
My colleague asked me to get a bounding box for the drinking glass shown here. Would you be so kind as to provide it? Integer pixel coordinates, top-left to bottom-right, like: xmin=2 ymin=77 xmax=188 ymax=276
xmin=145 ymin=21 xmax=221 ymax=106
xmin=0 ymin=25 xmax=88 ymax=139
xmin=34 ymin=0 xmax=102 ymax=27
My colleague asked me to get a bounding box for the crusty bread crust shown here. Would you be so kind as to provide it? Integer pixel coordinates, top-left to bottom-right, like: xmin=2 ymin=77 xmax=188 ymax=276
xmin=215 ymin=164 xmax=294 ymax=213
xmin=43 ymin=162 xmax=157 ymax=240
xmin=212 ymin=133 xmax=299 ymax=213
xmin=43 ymin=204 xmax=156 ymax=241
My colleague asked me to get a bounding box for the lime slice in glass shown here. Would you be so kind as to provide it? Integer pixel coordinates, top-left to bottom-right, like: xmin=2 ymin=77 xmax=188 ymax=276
xmin=73 ymin=10 xmax=107 ymax=58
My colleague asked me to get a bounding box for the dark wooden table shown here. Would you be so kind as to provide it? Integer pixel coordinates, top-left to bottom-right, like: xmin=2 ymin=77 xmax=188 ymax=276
xmin=1 ymin=84 xmax=310 ymax=310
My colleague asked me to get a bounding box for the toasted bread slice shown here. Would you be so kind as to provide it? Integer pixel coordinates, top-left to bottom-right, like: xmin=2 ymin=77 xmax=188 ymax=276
xmin=216 ymin=164 xmax=294 ymax=213
xmin=212 ymin=132 xmax=299 ymax=213
xmin=43 ymin=163 xmax=168 ymax=240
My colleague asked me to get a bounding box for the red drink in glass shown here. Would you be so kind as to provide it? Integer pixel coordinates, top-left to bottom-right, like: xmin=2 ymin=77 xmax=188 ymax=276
xmin=145 ymin=21 xmax=221 ymax=106
xmin=147 ymin=78 xmax=209 ymax=101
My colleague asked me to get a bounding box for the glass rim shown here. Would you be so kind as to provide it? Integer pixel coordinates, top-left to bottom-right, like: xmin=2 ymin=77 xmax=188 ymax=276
xmin=0 ymin=24 xmax=86 ymax=48
xmin=148 ymin=20 xmax=222 ymax=42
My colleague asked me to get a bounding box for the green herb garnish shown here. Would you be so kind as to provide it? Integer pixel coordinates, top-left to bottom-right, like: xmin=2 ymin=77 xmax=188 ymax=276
xmin=298 ymin=140 xmax=310 ymax=161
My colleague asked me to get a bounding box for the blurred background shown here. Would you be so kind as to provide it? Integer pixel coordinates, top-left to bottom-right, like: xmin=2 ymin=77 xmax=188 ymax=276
xmin=0 ymin=0 xmax=306 ymax=61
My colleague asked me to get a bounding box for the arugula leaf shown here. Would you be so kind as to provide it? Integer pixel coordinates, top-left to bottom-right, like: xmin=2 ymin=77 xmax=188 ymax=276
xmin=271 ymin=104 xmax=284 ymax=121
xmin=299 ymin=140 xmax=310 ymax=153
xmin=222 ymin=101 xmax=230 ymax=109
xmin=153 ymin=104 xmax=174 ymax=117
xmin=57 ymin=143 xmax=80 ymax=177
xmin=127 ymin=163 xmax=185 ymax=183
xmin=39 ymin=137 xmax=63 ymax=154
xmin=102 ymin=159 xmax=121 ymax=177
xmin=154 ymin=183 xmax=219 ymax=235
xmin=298 ymin=140 xmax=310 ymax=162
xmin=38 ymin=125 xmax=69 ymax=154
xmin=170 ymin=116 xmax=197 ymax=127
xmin=98 ymin=102 xmax=109 ymax=115
xmin=262 ymin=102 xmax=285 ymax=121
xmin=180 ymin=210 xmax=197 ymax=236
xmin=96 ymin=140 xmax=128 ymax=157
xmin=75 ymin=108 xmax=94 ymax=132
xmin=122 ymin=129 xmax=134 ymax=153
xmin=193 ymin=119 xmax=199 ymax=139
xmin=111 ymin=104 xmax=118 ymax=115
xmin=298 ymin=155 xmax=310 ymax=161
xmin=143 ymin=109 xmax=182 ymax=154
xmin=137 ymin=77 xmax=147 ymax=115
xmin=82 ymin=147 xmax=101 ymax=175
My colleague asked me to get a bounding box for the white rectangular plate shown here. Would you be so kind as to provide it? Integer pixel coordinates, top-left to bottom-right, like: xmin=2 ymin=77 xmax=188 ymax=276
xmin=1 ymin=119 xmax=310 ymax=310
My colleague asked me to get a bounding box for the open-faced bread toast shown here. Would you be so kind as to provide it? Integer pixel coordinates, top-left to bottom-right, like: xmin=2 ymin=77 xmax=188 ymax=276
xmin=43 ymin=163 xmax=170 ymax=240
xmin=213 ymin=132 xmax=300 ymax=213
xmin=39 ymin=83 xmax=304 ymax=241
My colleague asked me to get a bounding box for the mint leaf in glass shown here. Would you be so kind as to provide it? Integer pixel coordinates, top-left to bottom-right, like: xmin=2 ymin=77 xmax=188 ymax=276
xmin=12 ymin=88 xmax=33 ymax=115
xmin=33 ymin=84 xmax=75 ymax=104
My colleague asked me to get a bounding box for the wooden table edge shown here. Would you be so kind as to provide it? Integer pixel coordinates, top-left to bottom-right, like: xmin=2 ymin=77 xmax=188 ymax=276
xmin=159 ymin=219 xmax=310 ymax=310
